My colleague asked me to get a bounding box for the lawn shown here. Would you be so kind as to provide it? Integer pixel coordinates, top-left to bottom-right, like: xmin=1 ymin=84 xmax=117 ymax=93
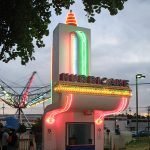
xmin=126 ymin=137 xmax=150 ymax=150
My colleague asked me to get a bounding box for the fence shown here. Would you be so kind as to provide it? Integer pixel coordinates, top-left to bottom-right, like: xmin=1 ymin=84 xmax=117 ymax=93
xmin=18 ymin=133 xmax=36 ymax=150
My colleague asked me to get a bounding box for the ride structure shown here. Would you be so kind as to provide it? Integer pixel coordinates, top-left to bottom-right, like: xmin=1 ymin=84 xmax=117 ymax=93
xmin=43 ymin=10 xmax=132 ymax=150
xmin=0 ymin=71 xmax=51 ymax=127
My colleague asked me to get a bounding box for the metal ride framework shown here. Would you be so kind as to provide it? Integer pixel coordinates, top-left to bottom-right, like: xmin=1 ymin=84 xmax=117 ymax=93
xmin=0 ymin=71 xmax=51 ymax=127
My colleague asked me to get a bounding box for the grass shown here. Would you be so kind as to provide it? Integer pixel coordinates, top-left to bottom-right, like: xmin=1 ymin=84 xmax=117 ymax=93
xmin=126 ymin=137 xmax=150 ymax=150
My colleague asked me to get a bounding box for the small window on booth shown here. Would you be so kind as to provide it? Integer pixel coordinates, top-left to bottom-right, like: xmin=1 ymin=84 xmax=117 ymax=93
xmin=66 ymin=122 xmax=95 ymax=146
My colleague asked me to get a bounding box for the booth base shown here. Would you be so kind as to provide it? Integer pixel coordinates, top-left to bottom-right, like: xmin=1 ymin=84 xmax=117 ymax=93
xmin=66 ymin=145 xmax=95 ymax=150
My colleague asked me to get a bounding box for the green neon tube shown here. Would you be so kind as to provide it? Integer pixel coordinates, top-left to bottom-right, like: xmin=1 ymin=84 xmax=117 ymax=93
xmin=76 ymin=31 xmax=89 ymax=76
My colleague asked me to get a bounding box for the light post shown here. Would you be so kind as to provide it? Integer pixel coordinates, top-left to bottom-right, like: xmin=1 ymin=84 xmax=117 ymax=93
xmin=135 ymin=74 xmax=145 ymax=137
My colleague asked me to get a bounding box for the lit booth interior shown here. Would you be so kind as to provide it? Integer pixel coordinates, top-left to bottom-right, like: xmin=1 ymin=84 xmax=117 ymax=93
xmin=67 ymin=122 xmax=95 ymax=147
xmin=43 ymin=11 xmax=132 ymax=150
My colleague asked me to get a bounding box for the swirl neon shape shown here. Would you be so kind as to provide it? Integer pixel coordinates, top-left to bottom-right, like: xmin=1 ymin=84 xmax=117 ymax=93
xmin=95 ymin=97 xmax=128 ymax=125
xmin=46 ymin=94 xmax=72 ymax=124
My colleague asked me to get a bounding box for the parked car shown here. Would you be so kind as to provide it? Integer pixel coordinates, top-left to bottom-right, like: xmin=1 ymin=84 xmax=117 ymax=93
xmin=132 ymin=130 xmax=150 ymax=137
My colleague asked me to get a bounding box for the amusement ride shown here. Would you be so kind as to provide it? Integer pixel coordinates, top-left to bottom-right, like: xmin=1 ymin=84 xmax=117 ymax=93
xmin=0 ymin=71 xmax=51 ymax=127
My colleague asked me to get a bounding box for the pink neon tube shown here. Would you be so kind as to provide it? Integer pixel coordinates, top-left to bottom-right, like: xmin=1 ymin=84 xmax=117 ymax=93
xmin=95 ymin=97 xmax=128 ymax=125
xmin=46 ymin=94 xmax=72 ymax=124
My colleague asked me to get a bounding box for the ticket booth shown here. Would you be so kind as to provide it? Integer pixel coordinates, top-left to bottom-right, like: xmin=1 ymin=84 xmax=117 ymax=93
xmin=43 ymin=11 xmax=131 ymax=150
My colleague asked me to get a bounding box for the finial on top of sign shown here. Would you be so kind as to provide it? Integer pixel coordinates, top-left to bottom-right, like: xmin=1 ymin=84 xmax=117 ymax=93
xmin=66 ymin=10 xmax=77 ymax=26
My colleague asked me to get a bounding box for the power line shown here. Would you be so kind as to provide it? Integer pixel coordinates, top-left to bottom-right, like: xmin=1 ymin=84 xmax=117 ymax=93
xmin=1 ymin=82 xmax=150 ymax=89
xmin=1 ymin=85 xmax=50 ymax=89
xmin=129 ymin=82 xmax=150 ymax=86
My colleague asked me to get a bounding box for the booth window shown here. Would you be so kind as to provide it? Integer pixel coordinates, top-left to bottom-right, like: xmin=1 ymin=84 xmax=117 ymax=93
xmin=66 ymin=122 xmax=95 ymax=146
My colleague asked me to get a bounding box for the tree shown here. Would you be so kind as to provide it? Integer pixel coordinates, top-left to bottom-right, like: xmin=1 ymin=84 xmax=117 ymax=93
xmin=31 ymin=118 xmax=42 ymax=148
xmin=31 ymin=118 xmax=42 ymax=133
xmin=17 ymin=123 xmax=27 ymax=133
xmin=0 ymin=0 xmax=127 ymax=65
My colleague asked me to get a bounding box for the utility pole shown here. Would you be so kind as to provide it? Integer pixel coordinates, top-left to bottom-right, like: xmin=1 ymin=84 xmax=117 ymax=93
xmin=43 ymin=101 xmax=45 ymax=114
xmin=135 ymin=75 xmax=139 ymax=136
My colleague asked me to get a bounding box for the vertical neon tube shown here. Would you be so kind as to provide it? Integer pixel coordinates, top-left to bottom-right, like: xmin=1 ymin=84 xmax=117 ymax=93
xmin=76 ymin=31 xmax=89 ymax=76
xmin=70 ymin=33 xmax=78 ymax=74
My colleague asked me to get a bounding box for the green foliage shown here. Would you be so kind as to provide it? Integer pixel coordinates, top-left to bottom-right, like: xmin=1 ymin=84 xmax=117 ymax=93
xmin=82 ymin=0 xmax=127 ymax=22
xmin=0 ymin=123 xmax=3 ymax=128
xmin=0 ymin=0 xmax=51 ymax=64
xmin=31 ymin=118 xmax=42 ymax=133
xmin=0 ymin=0 xmax=128 ymax=65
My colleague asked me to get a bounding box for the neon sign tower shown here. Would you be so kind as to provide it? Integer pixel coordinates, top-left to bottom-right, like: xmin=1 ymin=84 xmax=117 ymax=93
xmin=43 ymin=11 xmax=131 ymax=150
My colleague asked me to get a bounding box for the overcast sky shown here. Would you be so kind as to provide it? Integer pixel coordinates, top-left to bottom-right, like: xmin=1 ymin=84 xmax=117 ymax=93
xmin=0 ymin=0 xmax=150 ymax=115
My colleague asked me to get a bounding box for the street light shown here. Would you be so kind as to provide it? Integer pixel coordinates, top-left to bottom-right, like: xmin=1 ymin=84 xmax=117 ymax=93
xmin=135 ymin=74 xmax=145 ymax=136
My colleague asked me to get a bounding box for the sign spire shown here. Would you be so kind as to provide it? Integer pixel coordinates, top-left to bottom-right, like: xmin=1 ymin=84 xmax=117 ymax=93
xmin=66 ymin=10 xmax=77 ymax=26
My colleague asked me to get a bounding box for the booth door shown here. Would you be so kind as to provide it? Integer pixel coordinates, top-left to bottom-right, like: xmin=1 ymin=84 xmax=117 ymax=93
xmin=66 ymin=122 xmax=95 ymax=150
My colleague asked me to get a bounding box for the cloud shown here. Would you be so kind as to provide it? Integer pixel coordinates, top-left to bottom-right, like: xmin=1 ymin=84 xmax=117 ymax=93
xmin=0 ymin=0 xmax=150 ymax=114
